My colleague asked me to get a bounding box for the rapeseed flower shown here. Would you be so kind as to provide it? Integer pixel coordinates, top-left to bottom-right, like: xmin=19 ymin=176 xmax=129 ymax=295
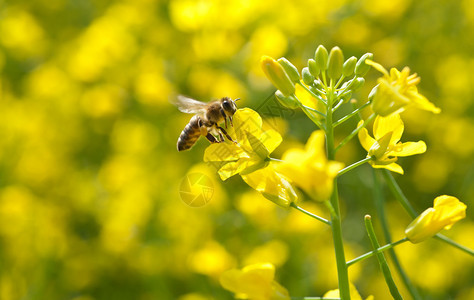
xmin=358 ymin=114 xmax=426 ymax=174
xmin=366 ymin=60 xmax=441 ymax=117
xmin=405 ymin=195 xmax=466 ymax=243
xmin=275 ymin=131 xmax=344 ymax=202
xmin=204 ymin=108 xmax=282 ymax=181
xmin=324 ymin=283 xmax=374 ymax=300
xmin=220 ymin=263 xmax=290 ymax=300
xmin=204 ymin=108 xmax=297 ymax=207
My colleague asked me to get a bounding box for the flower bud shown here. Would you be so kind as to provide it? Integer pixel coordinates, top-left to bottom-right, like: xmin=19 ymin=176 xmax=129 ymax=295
xmin=405 ymin=196 xmax=466 ymax=243
xmin=314 ymin=45 xmax=328 ymax=71
xmin=369 ymin=131 xmax=392 ymax=159
xmin=352 ymin=77 xmax=365 ymax=91
xmin=355 ymin=53 xmax=374 ymax=76
xmin=275 ymin=90 xmax=299 ymax=109
xmin=301 ymin=67 xmax=314 ymax=85
xmin=313 ymin=79 xmax=324 ymax=90
xmin=277 ymin=57 xmax=300 ymax=83
xmin=308 ymin=59 xmax=320 ymax=77
xmin=342 ymin=56 xmax=357 ymax=77
xmin=327 ymin=46 xmax=344 ymax=80
xmin=261 ymin=55 xmax=295 ymax=97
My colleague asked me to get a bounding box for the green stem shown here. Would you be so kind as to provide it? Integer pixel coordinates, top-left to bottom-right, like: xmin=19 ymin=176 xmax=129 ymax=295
xmin=298 ymin=101 xmax=326 ymax=130
xmin=297 ymin=82 xmax=327 ymax=105
xmin=325 ymin=82 xmax=351 ymax=300
xmin=382 ymin=169 xmax=474 ymax=256
xmin=335 ymin=113 xmax=376 ymax=153
xmin=290 ymin=203 xmax=331 ymax=226
xmin=333 ymin=101 xmax=371 ymax=127
xmin=346 ymin=238 xmax=408 ymax=267
xmin=381 ymin=170 xmax=417 ymax=218
xmin=364 ymin=215 xmax=403 ymax=300
xmin=332 ymin=99 xmax=344 ymax=112
xmin=300 ymin=104 xmax=326 ymax=118
xmin=373 ymin=170 xmax=422 ymax=300
xmin=336 ymin=157 xmax=372 ymax=178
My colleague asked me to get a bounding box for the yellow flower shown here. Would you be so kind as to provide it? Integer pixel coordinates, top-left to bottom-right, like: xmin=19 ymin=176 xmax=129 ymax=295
xmin=261 ymin=56 xmax=296 ymax=97
xmin=241 ymin=164 xmax=298 ymax=208
xmin=324 ymin=283 xmax=373 ymax=300
xmin=366 ymin=60 xmax=441 ymax=117
xmin=220 ymin=263 xmax=290 ymax=300
xmin=275 ymin=131 xmax=344 ymax=202
xmin=204 ymin=108 xmax=282 ymax=181
xmin=204 ymin=108 xmax=297 ymax=206
xmin=358 ymin=114 xmax=426 ymax=174
xmin=405 ymin=195 xmax=466 ymax=243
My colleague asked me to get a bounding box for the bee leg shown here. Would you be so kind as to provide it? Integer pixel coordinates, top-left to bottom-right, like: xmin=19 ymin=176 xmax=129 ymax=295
xmin=229 ymin=116 xmax=233 ymax=127
xmin=205 ymin=133 xmax=219 ymax=143
xmin=224 ymin=117 xmax=228 ymax=129
xmin=217 ymin=126 xmax=237 ymax=144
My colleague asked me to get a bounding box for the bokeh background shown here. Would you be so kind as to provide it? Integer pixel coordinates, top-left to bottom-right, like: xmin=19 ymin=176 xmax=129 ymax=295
xmin=0 ymin=0 xmax=473 ymax=299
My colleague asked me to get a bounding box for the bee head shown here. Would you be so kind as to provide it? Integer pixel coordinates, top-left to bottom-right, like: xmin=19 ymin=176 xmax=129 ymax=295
xmin=222 ymin=97 xmax=238 ymax=116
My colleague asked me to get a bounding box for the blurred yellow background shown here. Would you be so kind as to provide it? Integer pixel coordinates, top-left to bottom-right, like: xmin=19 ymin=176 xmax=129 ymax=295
xmin=0 ymin=0 xmax=473 ymax=299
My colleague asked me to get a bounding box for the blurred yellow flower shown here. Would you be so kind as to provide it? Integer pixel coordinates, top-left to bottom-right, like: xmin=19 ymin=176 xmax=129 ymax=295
xmin=275 ymin=131 xmax=344 ymax=202
xmin=204 ymin=108 xmax=282 ymax=181
xmin=367 ymin=60 xmax=441 ymax=117
xmin=358 ymin=114 xmax=426 ymax=174
xmin=405 ymin=195 xmax=466 ymax=243
xmin=220 ymin=263 xmax=290 ymax=300
xmin=324 ymin=283 xmax=373 ymax=300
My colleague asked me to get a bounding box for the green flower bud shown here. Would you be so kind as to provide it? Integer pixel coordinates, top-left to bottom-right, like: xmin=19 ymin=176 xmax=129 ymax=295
xmin=275 ymin=90 xmax=300 ymax=109
xmin=352 ymin=77 xmax=365 ymax=91
xmin=314 ymin=45 xmax=328 ymax=71
xmin=261 ymin=55 xmax=296 ymax=97
xmin=368 ymin=84 xmax=378 ymax=101
xmin=308 ymin=59 xmax=320 ymax=77
xmin=277 ymin=57 xmax=300 ymax=83
xmin=313 ymin=79 xmax=324 ymax=90
xmin=301 ymin=67 xmax=314 ymax=85
xmin=309 ymin=85 xmax=323 ymax=97
xmin=355 ymin=53 xmax=374 ymax=76
xmin=342 ymin=56 xmax=357 ymax=77
xmin=327 ymin=46 xmax=344 ymax=80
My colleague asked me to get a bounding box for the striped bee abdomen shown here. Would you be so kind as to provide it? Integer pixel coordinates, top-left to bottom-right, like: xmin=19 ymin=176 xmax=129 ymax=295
xmin=177 ymin=115 xmax=202 ymax=151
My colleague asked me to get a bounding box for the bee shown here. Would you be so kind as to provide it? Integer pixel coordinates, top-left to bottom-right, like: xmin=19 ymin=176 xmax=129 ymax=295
xmin=174 ymin=95 xmax=239 ymax=151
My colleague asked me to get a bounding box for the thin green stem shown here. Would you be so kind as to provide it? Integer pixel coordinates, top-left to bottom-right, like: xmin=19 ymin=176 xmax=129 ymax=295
xmin=297 ymin=82 xmax=327 ymax=105
xmin=334 ymin=75 xmax=345 ymax=89
xmin=373 ymin=170 xmax=422 ymax=299
xmin=336 ymin=157 xmax=372 ymax=178
xmin=364 ymin=215 xmax=403 ymax=300
xmin=382 ymin=169 xmax=474 ymax=256
xmin=346 ymin=238 xmax=408 ymax=267
xmin=434 ymin=234 xmax=474 ymax=256
xmin=333 ymin=101 xmax=371 ymax=127
xmin=381 ymin=169 xmax=417 ymax=218
xmin=325 ymin=81 xmax=351 ymax=300
xmin=298 ymin=101 xmax=325 ymax=130
xmin=300 ymin=104 xmax=326 ymax=118
xmin=290 ymin=203 xmax=331 ymax=226
xmin=335 ymin=113 xmax=376 ymax=153
xmin=332 ymin=99 xmax=344 ymax=112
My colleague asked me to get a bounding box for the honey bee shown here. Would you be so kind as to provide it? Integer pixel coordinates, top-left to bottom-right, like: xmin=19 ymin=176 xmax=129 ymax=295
xmin=174 ymin=95 xmax=239 ymax=151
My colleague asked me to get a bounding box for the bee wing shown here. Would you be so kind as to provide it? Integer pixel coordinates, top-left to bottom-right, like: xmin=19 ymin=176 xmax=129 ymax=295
xmin=174 ymin=95 xmax=208 ymax=114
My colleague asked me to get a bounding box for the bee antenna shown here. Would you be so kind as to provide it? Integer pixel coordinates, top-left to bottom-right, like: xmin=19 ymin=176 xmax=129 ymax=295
xmin=234 ymin=98 xmax=241 ymax=102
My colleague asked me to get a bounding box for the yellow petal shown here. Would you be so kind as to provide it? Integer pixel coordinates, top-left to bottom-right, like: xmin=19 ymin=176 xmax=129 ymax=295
xmin=371 ymin=162 xmax=404 ymax=174
xmin=218 ymin=159 xmax=251 ymax=181
xmin=405 ymin=196 xmax=466 ymax=243
xmin=365 ymin=59 xmax=389 ymax=77
xmin=233 ymin=108 xmax=264 ymax=144
xmin=393 ymin=141 xmax=427 ymax=157
xmin=204 ymin=143 xmax=243 ymax=162
xmin=373 ymin=114 xmax=404 ymax=143
xmin=219 ymin=269 xmax=243 ymax=294
xmin=241 ymin=166 xmax=297 ymax=208
xmin=358 ymin=125 xmax=376 ymax=152
xmin=304 ymin=130 xmax=326 ymax=161
xmin=260 ymin=129 xmax=283 ymax=154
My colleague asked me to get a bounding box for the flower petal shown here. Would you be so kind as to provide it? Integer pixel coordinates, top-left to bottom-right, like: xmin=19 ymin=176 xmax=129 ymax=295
xmin=204 ymin=143 xmax=244 ymax=162
xmin=373 ymin=114 xmax=404 ymax=143
xmin=393 ymin=141 xmax=426 ymax=157
xmin=371 ymin=162 xmax=404 ymax=174
xmin=358 ymin=124 xmax=376 ymax=152
xmin=233 ymin=108 xmax=264 ymax=144
xmin=260 ymin=129 xmax=283 ymax=154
